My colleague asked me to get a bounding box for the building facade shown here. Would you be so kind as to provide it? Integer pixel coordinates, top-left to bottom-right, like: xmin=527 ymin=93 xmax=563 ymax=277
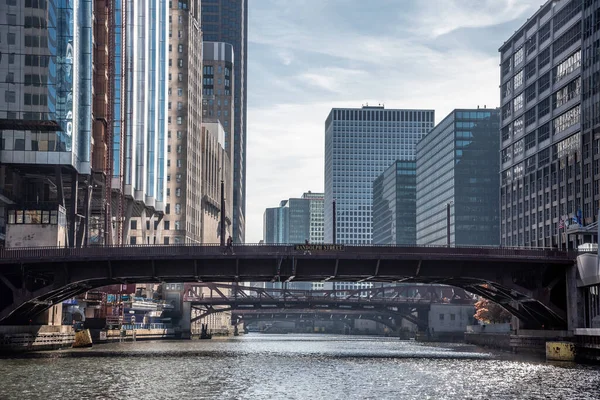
xmin=416 ymin=108 xmax=500 ymax=246
xmin=372 ymin=160 xmax=417 ymax=245
xmin=200 ymin=121 xmax=232 ymax=243
xmin=263 ymin=202 xmax=288 ymax=244
xmin=201 ymin=0 xmax=248 ymax=243
xmin=302 ymin=191 xmax=325 ymax=244
xmin=263 ymin=192 xmax=324 ymax=244
xmin=0 ymin=0 xmax=170 ymax=248
xmin=498 ymin=0 xmax=600 ymax=249
xmin=202 ymin=42 xmax=234 ymax=161
xmin=128 ymin=0 xmax=201 ymax=245
xmin=324 ymin=106 xmax=434 ymax=245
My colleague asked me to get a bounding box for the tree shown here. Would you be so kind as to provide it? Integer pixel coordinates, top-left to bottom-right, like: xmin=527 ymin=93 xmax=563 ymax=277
xmin=474 ymin=298 xmax=512 ymax=324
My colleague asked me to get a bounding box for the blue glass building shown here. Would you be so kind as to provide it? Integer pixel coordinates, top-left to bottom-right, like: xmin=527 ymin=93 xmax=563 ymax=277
xmin=0 ymin=0 xmax=93 ymax=173
xmin=416 ymin=108 xmax=500 ymax=246
xmin=324 ymin=106 xmax=434 ymax=245
xmin=372 ymin=160 xmax=417 ymax=245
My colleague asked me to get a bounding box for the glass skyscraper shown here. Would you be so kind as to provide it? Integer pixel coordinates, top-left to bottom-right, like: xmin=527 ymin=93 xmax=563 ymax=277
xmin=416 ymin=108 xmax=500 ymax=246
xmin=263 ymin=192 xmax=324 ymax=244
xmin=324 ymin=106 xmax=434 ymax=245
xmin=372 ymin=160 xmax=417 ymax=245
xmin=201 ymin=0 xmax=248 ymax=243
xmin=0 ymin=0 xmax=93 ymax=173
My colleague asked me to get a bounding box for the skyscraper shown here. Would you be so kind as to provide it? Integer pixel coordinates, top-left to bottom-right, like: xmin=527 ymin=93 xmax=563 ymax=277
xmin=302 ymin=191 xmax=325 ymax=244
xmin=324 ymin=106 xmax=434 ymax=245
xmin=263 ymin=201 xmax=289 ymax=244
xmin=372 ymin=160 xmax=417 ymax=245
xmin=161 ymin=0 xmax=203 ymax=244
xmin=416 ymin=108 xmax=500 ymax=246
xmin=498 ymin=0 xmax=594 ymax=249
xmin=263 ymin=192 xmax=324 ymax=244
xmin=201 ymin=0 xmax=248 ymax=243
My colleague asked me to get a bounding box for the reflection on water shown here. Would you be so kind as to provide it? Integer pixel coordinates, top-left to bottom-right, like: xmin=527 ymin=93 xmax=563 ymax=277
xmin=1 ymin=334 xmax=599 ymax=400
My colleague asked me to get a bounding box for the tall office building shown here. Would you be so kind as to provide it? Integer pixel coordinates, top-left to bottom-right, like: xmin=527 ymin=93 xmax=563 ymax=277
xmin=263 ymin=192 xmax=324 ymax=244
xmin=263 ymin=202 xmax=288 ymax=244
xmin=372 ymin=160 xmax=417 ymax=245
xmin=202 ymin=42 xmax=234 ymax=160
xmin=498 ymin=0 xmax=599 ymax=249
xmin=121 ymin=0 xmax=187 ymax=245
xmin=324 ymin=106 xmax=435 ymax=245
xmin=302 ymin=191 xmax=325 ymax=244
xmin=416 ymin=108 xmax=500 ymax=246
xmin=162 ymin=0 xmax=203 ymax=244
xmin=201 ymin=0 xmax=248 ymax=243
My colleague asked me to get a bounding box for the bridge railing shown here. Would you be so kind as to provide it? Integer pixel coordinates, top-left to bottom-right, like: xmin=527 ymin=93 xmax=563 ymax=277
xmin=0 ymin=243 xmax=577 ymax=263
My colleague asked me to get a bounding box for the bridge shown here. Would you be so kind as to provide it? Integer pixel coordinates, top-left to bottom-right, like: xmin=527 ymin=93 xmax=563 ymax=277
xmin=0 ymin=244 xmax=576 ymax=329
xmin=184 ymin=282 xmax=474 ymax=329
xmin=231 ymin=309 xmax=411 ymax=333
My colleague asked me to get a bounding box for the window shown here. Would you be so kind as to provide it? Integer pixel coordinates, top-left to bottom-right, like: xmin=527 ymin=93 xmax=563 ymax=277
xmin=553 ymin=21 xmax=581 ymax=58
xmin=555 ymin=51 xmax=581 ymax=83
xmin=176 ymin=116 xmax=183 ymax=125
xmin=439 ymin=314 xmax=445 ymax=321
xmin=176 ymin=188 xmax=181 ymax=197
xmin=525 ymin=59 xmax=537 ymax=81
xmin=538 ymin=97 xmax=550 ymax=118
xmin=513 ymin=116 xmax=524 ymax=137
xmin=175 ymin=221 xmax=181 ymax=230
xmin=164 ymin=237 xmax=170 ymax=245
xmin=178 ymin=44 xmax=183 ymax=52
xmin=8 ymin=33 xmax=16 ymax=45
xmin=514 ymin=93 xmax=524 ymax=112
xmin=177 ymin=159 xmax=182 ymax=168
xmin=538 ymin=47 xmax=551 ymax=69
xmin=553 ymin=106 xmax=580 ymax=135
xmin=177 ymin=88 xmax=183 ymax=96
xmin=175 ymin=204 xmax=181 ymax=214
xmin=130 ymin=237 xmax=137 ymax=245
xmin=4 ymin=91 xmax=16 ymax=103
xmin=131 ymin=220 xmax=137 ymax=230
xmin=525 ymin=131 xmax=536 ymax=150
xmin=514 ymin=47 xmax=524 ymax=66
xmin=525 ymin=83 xmax=536 ymax=104
xmin=513 ymin=69 xmax=524 ymax=90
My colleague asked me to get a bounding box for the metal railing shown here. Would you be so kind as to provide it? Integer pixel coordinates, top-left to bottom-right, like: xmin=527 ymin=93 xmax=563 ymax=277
xmin=0 ymin=243 xmax=578 ymax=263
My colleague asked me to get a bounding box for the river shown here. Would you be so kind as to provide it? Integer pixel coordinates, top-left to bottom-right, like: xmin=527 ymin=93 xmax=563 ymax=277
xmin=1 ymin=334 xmax=599 ymax=399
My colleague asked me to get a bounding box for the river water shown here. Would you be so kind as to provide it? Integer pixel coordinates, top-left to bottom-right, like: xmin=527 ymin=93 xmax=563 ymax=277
xmin=1 ymin=334 xmax=599 ymax=399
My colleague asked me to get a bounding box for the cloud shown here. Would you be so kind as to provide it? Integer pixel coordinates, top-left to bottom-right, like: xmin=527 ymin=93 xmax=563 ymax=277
xmin=408 ymin=0 xmax=541 ymax=38
xmin=244 ymin=1 xmax=543 ymax=243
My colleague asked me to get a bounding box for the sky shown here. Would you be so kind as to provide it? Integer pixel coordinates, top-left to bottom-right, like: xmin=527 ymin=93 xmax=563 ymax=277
xmin=245 ymin=0 xmax=546 ymax=243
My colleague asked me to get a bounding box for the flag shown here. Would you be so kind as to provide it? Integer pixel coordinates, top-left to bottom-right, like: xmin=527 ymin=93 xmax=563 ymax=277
xmin=559 ymin=218 xmax=564 ymax=230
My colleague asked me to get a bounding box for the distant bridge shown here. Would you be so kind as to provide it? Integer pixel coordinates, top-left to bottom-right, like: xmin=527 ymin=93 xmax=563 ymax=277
xmin=0 ymin=244 xmax=576 ymax=329
xmin=185 ymin=282 xmax=475 ymax=328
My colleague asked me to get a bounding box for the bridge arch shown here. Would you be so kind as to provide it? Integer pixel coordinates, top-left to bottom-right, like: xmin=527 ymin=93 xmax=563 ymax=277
xmin=0 ymin=244 xmax=575 ymax=329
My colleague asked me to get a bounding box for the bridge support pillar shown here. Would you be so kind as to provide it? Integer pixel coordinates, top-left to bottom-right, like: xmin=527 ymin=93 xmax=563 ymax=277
xmin=566 ymin=263 xmax=583 ymax=333
xmin=180 ymin=301 xmax=191 ymax=339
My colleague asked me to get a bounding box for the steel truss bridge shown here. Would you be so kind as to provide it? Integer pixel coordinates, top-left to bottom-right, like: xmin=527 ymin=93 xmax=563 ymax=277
xmin=185 ymin=283 xmax=474 ymax=329
xmin=0 ymin=244 xmax=576 ymax=329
